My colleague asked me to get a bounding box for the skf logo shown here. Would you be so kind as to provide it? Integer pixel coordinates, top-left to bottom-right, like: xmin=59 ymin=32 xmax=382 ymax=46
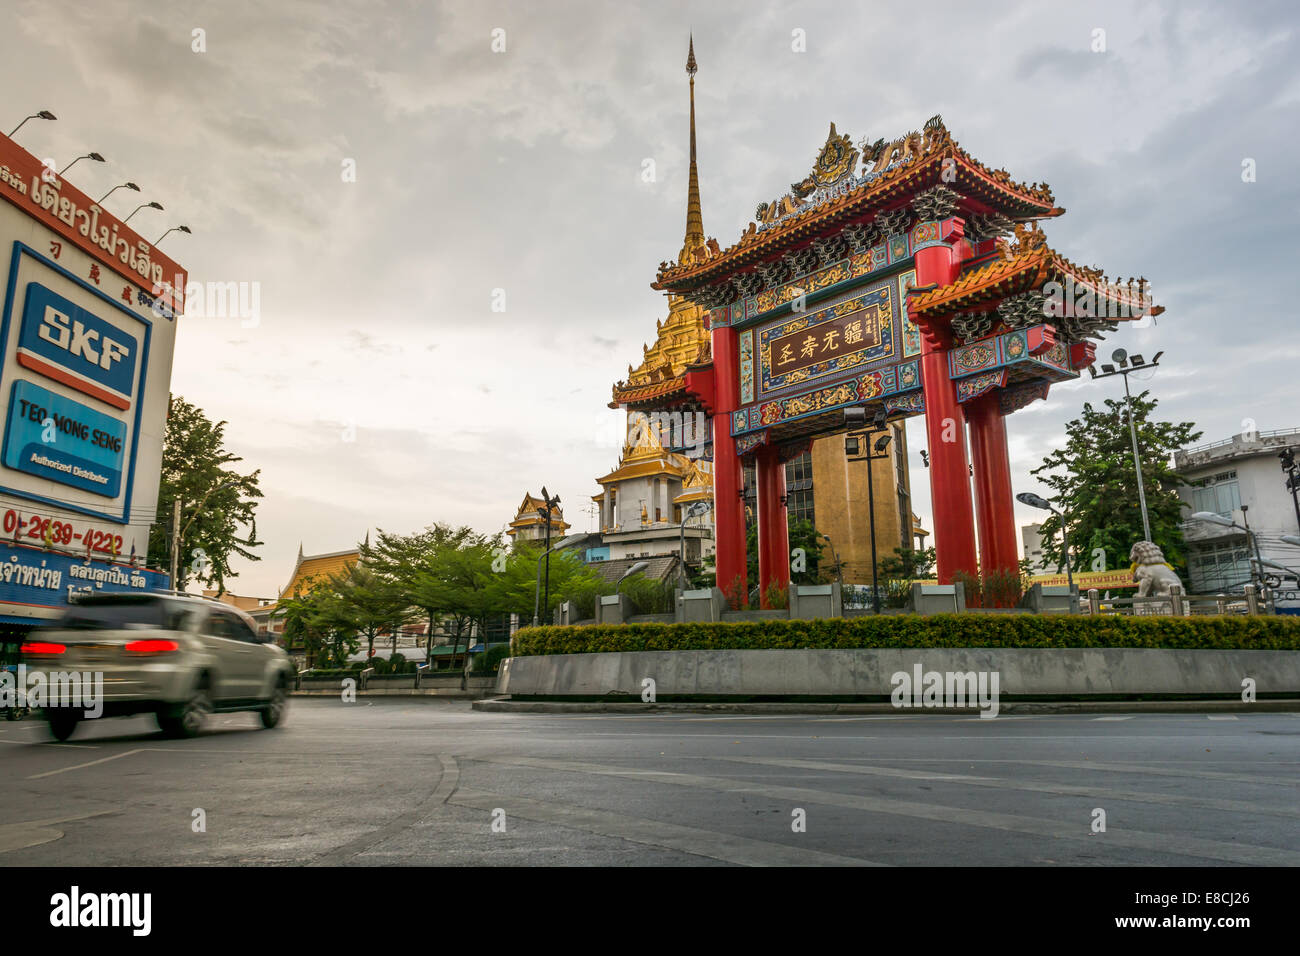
xmin=17 ymin=283 xmax=140 ymax=411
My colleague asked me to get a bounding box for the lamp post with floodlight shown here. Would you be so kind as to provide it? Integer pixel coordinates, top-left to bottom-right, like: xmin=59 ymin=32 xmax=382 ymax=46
xmin=1089 ymin=348 xmax=1164 ymax=542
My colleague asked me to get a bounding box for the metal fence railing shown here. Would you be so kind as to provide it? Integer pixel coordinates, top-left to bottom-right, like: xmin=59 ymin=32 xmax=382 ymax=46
xmin=1082 ymin=585 xmax=1269 ymax=617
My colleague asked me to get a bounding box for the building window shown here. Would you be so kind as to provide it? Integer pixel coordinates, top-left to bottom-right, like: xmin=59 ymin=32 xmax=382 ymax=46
xmin=1187 ymin=539 xmax=1251 ymax=593
xmin=785 ymin=452 xmax=815 ymax=527
xmin=1189 ymin=471 xmax=1240 ymax=517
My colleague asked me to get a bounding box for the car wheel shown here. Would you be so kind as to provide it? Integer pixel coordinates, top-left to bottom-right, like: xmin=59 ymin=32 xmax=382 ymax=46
xmin=159 ymin=688 xmax=212 ymax=739
xmin=47 ymin=708 xmax=80 ymax=742
xmin=260 ymin=682 xmax=288 ymax=729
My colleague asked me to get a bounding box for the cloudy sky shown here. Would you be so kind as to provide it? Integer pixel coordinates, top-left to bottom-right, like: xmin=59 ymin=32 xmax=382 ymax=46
xmin=4 ymin=0 xmax=1297 ymax=596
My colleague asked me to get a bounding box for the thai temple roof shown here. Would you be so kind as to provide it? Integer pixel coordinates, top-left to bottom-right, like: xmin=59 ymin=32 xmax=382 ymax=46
xmin=610 ymin=36 xmax=711 ymax=411
xmin=278 ymin=546 xmax=359 ymax=601
xmin=507 ymin=493 xmax=571 ymax=536
xmin=595 ymin=417 xmax=703 ymax=488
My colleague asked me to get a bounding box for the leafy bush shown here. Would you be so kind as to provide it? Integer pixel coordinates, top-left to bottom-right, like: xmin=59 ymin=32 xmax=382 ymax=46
xmin=512 ymin=614 xmax=1300 ymax=657
xmin=474 ymin=644 xmax=511 ymax=674
xmin=619 ymin=575 xmax=675 ymax=615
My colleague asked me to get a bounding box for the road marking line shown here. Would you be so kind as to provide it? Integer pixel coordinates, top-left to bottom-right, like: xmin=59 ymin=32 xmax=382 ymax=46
xmin=1094 ymin=716 xmax=1135 ymax=721
xmin=448 ymin=787 xmax=882 ymax=867
xmin=479 ymin=755 xmax=1300 ymax=866
xmin=1207 ymin=715 xmax=1239 ymax=721
xmin=26 ymin=748 xmax=145 ymax=779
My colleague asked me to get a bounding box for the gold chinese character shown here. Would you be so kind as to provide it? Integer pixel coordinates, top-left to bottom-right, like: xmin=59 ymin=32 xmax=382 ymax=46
xmin=844 ymin=320 xmax=864 ymax=345
xmin=800 ymin=335 xmax=817 ymax=358
xmin=778 ymin=344 xmax=795 ymax=366
xmin=822 ymin=329 xmax=839 ymax=351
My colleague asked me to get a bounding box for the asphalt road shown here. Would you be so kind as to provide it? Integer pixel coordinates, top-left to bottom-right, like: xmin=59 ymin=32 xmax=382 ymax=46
xmin=1 ymin=699 xmax=1297 ymax=866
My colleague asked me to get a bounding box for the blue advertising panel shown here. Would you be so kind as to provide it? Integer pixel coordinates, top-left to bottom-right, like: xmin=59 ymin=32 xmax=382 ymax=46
xmin=0 ymin=543 xmax=169 ymax=612
xmin=1 ymin=380 xmax=127 ymax=497
xmin=16 ymin=281 xmax=139 ymax=411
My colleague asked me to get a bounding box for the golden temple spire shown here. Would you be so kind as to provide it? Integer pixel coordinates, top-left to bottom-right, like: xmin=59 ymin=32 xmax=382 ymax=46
xmin=681 ymin=33 xmax=704 ymax=263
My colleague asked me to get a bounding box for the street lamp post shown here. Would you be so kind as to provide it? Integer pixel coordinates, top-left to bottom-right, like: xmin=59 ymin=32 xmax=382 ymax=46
xmin=124 ymin=201 xmax=163 ymax=224
xmin=678 ymin=500 xmax=712 ymax=589
xmin=535 ymin=487 xmax=562 ymax=618
xmin=58 ymin=152 xmax=106 ymax=176
xmin=7 ymin=110 xmax=56 ymax=138
xmin=618 ymin=561 xmax=650 ymax=595
xmin=845 ymin=408 xmax=893 ymax=613
xmin=1017 ymin=492 xmax=1074 ymax=597
xmin=98 ymin=181 xmax=140 ymax=204
xmin=1089 ymin=349 xmax=1163 ymax=543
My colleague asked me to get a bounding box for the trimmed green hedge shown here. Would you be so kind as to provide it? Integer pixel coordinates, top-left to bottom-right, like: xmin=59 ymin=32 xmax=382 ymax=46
xmin=512 ymin=615 xmax=1300 ymax=656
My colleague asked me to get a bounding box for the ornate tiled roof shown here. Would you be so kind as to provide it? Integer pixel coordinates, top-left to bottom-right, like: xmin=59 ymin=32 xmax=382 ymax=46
xmin=507 ymin=493 xmax=570 ymax=536
xmin=653 ymin=117 xmax=1062 ymax=295
xmin=610 ymin=293 xmax=711 ymax=408
xmin=909 ymin=223 xmax=1162 ymax=342
xmin=278 ymin=548 xmax=359 ymax=601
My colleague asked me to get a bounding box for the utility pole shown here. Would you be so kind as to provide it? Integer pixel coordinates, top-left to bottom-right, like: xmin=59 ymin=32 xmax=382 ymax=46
xmin=169 ymin=497 xmax=182 ymax=590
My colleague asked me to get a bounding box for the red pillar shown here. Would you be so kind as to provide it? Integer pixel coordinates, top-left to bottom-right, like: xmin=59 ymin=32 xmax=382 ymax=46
xmin=755 ymin=445 xmax=790 ymax=607
xmin=967 ymin=394 xmax=1019 ymax=579
xmin=912 ymin=231 xmax=979 ymax=584
xmin=710 ymin=323 xmax=747 ymax=604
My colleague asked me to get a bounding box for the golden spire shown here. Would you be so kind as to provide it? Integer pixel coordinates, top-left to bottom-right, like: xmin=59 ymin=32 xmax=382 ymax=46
xmin=680 ymin=34 xmax=704 ymax=263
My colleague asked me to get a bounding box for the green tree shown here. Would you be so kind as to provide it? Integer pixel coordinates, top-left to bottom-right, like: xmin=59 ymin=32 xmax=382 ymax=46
xmin=362 ymin=525 xmax=483 ymax=663
xmin=147 ymin=395 xmax=262 ymax=593
xmin=276 ymin=578 xmax=355 ymax=668
xmin=1029 ymin=391 xmax=1201 ymax=577
xmin=745 ymin=517 xmax=824 ymax=590
xmin=327 ymin=562 xmax=416 ymax=660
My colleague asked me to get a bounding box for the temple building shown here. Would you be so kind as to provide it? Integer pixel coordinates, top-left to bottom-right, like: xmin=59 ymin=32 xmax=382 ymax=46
xmin=590 ymin=417 xmax=715 ymax=565
xmin=599 ymin=37 xmax=916 ymax=588
xmin=506 ymin=493 xmax=571 ymax=543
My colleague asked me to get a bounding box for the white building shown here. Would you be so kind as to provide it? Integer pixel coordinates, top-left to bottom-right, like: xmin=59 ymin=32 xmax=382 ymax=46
xmin=1173 ymin=428 xmax=1300 ymax=596
xmin=1020 ymin=522 xmax=1051 ymax=573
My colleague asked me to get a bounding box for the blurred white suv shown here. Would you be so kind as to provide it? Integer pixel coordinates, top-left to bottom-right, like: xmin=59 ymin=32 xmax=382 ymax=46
xmin=21 ymin=592 xmax=293 ymax=742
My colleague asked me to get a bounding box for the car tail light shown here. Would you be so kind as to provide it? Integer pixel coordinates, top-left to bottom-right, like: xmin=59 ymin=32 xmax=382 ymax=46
xmin=21 ymin=641 xmax=66 ymax=655
xmin=125 ymin=639 xmax=180 ymax=654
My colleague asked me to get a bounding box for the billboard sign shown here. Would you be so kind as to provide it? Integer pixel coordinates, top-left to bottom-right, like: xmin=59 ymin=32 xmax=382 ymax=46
xmin=16 ymin=282 xmax=139 ymax=410
xmin=3 ymin=380 xmax=128 ymax=497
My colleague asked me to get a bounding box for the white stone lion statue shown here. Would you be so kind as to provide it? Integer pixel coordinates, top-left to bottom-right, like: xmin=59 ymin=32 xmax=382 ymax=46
xmin=1130 ymin=541 xmax=1184 ymax=615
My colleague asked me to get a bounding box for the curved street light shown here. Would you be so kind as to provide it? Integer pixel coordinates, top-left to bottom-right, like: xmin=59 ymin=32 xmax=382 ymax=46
xmin=124 ymin=201 xmax=163 ymax=223
xmin=154 ymin=225 xmax=191 ymax=246
xmin=7 ymin=110 xmax=56 ymax=138
xmin=618 ymin=561 xmax=650 ymax=593
xmin=1017 ymin=491 xmax=1074 ymax=596
xmin=58 ymin=152 xmax=105 ymax=175
xmin=98 ymin=181 xmax=140 ymax=203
